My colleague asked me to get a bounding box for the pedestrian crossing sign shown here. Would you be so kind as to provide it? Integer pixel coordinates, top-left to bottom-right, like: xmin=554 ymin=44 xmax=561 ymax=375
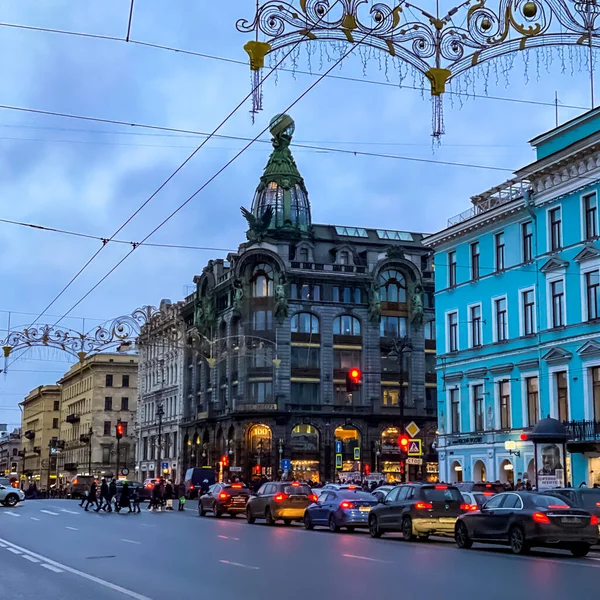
xmin=407 ymin=439 xmax=422 ymax=456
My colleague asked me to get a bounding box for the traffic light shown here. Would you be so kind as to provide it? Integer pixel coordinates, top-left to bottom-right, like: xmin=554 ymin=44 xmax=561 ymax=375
xmin=116 ymin=421 xmax=124 ymax=440
xmin=399 ymin=435 xmax=409 ymax=453
xmin=345 ymin=367 xmax=362 ymax=392
xmin=221 ymin=455 xmax=229 ymax=467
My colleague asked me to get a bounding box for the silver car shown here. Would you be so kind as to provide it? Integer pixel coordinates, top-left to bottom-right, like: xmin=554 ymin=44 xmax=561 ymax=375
xmin=0 ymin=481 xmax=24 ymax=507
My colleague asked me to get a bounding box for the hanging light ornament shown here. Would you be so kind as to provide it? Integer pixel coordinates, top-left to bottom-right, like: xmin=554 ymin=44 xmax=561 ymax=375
xmin=236 ymin=0 xmax=600 ymax=139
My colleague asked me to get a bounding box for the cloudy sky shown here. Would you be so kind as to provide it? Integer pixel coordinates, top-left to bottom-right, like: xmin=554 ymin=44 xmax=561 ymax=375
xmin=0 ymin=0 xmax=595 ymax=428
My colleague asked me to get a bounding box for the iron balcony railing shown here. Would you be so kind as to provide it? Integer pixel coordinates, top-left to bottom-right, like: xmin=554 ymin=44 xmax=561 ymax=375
xmin=564 ymin=420 xmax=600 ymax=442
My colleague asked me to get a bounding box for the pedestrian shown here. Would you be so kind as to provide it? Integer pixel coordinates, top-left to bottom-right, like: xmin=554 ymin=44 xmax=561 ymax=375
xmin=164 ymin=480 xmax=174 ymax=511
xmin=109 ymin=478 xmax=117 ymax=511
xmin=157 ymin=480 xmax=165 ymax=510
xmin=97 ymin=478 xmax=110 ymax=512
xmin=130 ymin=486 xmax=141 ymax=513
xmin=79 ymin=488 xmax=88 ymax=507
xmin=120 ymin=482 xmax=131 ymax=513
xmin=525 ymin=480 xmax=532 ymax=491
xmin=84 ymin=481 xmax=100 ymax=512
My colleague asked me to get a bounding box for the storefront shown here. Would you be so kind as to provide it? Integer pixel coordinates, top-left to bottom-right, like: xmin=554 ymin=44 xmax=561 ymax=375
xmin=290 ymin=424 xmax=320 ymax=482
xmin=379 ymin=427 xmax=402 ymax=482
xmin=334 ymin=426 xmax=360 ymax=476
xmin=247 ymin=424 xmax=272 ymax=479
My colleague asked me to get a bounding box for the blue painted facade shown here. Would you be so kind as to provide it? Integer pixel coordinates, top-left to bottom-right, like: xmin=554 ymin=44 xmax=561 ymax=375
xmin=427 ymin=108 xmax=600 ymax=487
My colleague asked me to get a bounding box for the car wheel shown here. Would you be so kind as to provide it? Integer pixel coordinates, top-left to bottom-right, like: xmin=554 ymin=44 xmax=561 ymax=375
xmin=369 ymin=515 xmax=382 ymax=538
xmin=509 ymin=525 xmax=529 ymax=555
xmin=246 ymin=508 xmax=256 ymax=524
xmin=455 ymin=522 xmax=473 ymax=549
xmin=4 ymin=494 xmax=18 ymax=508
xmin=199 ymin=503 xmax=206 ymax=517
xmin=265 ymin=507 xmax=275 ymax=526
xmin=402 ymin=517 xmax=416 ymax=542
xmin=328 ymin=515 xmax=339 ymax=533
xmin=570 ymin=543 xmax=590 ymax=557
xmin=214 ymin=503 xmax=222 ymax=518
xmin=304 ymin=514 xmax=314 ymax=530
xmin=283 ymin=519 xmax=292 ymax=526
xmin=346 ymin=526 xmax=355 ymax=533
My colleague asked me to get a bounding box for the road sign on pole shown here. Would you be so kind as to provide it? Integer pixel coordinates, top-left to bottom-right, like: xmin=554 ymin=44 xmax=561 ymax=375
xmin=407 ymin=439 xmax=422 ymax=456
xmin=336 ymin=454 xmax=342 ymax=469
xmin=406 ymin=457 xmax=423 ymax=465
xmin=335 ymin=441 xmax=342 ymax=454
xmin=281 ymin=458 xmax=291 ymax=471
xmin=406 ymin=421 xmax=421 ymax=438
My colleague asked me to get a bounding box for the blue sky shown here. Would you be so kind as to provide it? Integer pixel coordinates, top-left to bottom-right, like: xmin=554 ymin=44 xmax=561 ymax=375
xmin=0 ymin=0 xmax=596 ymax=428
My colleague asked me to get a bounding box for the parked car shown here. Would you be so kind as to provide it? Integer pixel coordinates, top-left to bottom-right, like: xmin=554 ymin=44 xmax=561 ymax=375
xmin=184 ymin=467 xmax=216 ymax=499
xmin=67 ymin=475 xmax=95 ymax=499
xmin=368 ymin=483 xmax=468 ymax=540
xmin=371 ymin=485 xmax=395 ymax=502
xmin=304 ymin=489 xmax=378 ymax=532
xmin=0 ymin=482 xmax=25 ymax=507
xmin=115 ymin=481 xmax=144 ymax=505
xmin=199 ymin=482 xmax=251 ymax=517
xmin=544 ymin=488 xmax=600 ymax=520
xmin=455 ymin=482 xmax=505 ymax=494
xmin=246 ymin=481 xmax=317 ymax=525
xmin=460 ymin=491 xmax=493 ymax=511
xmin=455 ymin=491 xmax=599 ymax=556
xmin=140 ymin=478 xmax=161 ymax=502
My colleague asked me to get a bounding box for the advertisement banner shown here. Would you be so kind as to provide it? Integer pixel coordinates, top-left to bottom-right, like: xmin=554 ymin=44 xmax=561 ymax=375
xmin=536 ymin=443 xmax=565 ymax=489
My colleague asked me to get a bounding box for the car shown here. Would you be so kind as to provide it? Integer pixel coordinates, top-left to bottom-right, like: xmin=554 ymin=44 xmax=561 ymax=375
xmin=455 ymin=491 xmax=599 ymax=556
xmin=115 ymin=481 xmax=144 ymax=504
xmin=544 ymin=488 xmax=600 ymax=520
xmin=368 ymin=483 xmax=468 ymax=540
xmin=455 ymin=481 xmax=506 ymax=494
xmin=304 ymin=489 xmax=378 ymax=532
xmin=460 ymin=490 xmax=495 ymax=511
xmin=140 ymin=478 xmax=161 ymax=501
xmin=246 ymin=481 xmax=317 ymax=525
xmin=199 ymin=482 xmax=251 ymax=517
xmin=184 ymin=467 xmax=216 ymax=499
xmin=371 ymin=485 xmax=395 ymax=502
xmin=67 ymin=475 xmax=95 ymax=499
xmin=0 ymin=482 xmax=25 ymax=507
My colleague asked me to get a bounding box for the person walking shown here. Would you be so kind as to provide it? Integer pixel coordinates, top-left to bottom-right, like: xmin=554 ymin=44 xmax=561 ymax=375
xmin=130 ymin=486 xmax=141 ymax=514
xmin=119 ymin=482 xmax=131 ymax=513
xmin=96 ymin=478 xmax=110 ymax=512
xmin=79 ymin=487 xmax=88 ymax=508
xmin=108 ymin=479 xmax=117 ymax=511
xmin=164 ymin=480 xmax=174 ymax=511
xmin=84 ymin=481 xmax=100 ymax=512
xmin=177 ymin=481 xmax=186 ymax=511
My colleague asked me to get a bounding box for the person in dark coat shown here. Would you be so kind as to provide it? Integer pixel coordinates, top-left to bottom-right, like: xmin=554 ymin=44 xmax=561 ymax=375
xmin=109 ymin=479 xmax=117 ymax=510
xmin=84 ymin=481 xmax=99 ymax=512
xmin=97 ymin=478 xmax=110 ymax=512
xmin=164 ymin=481 xmax=174 ymax=510
xmin=130 ymin=485 xmax=141 ymax=513
xmin=119 ymin=482 xmax=131 ymax=513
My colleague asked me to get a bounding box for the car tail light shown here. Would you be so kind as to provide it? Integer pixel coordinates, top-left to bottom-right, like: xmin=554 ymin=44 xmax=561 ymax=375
xmin=347 ymin=485 xmax=357 ymax=490
xmin=596 ymin=502 xmax=600 ymax=507
xmin=435 ymin=485 xmax=448 ymax=490
xmin=274 ymin=493 xmax=289 ymax=502
xmin=340 ymin=501 xmax=355 ymax=509
xmin=591 ymin=515 xmax=599 ymax=526
xmin=146 ymin=483 xmax=154 ymax=489
xmin=483 ymin=492 xmax=493 ymax=496
xmin=460 ymin=503 xmax=477 ymax=512
xmin=291 ymin=482 xmax=300 ymax=487
xmin=415 ymin=502 xmax=433 ymax=510
xmin=308 ymin=494 xmax=318 ymax=503
xmin=532 ymin=512 xmax=551 ymax=524
xmin=190 ymin=485 xmax=194 ymax=490
xmin=218 ymin=492 xmax=228 ymax=500
xmin=548 ymin=505 xmax=569 ymax=509
xmin=231 ymin=484 xmax=243 ymax=489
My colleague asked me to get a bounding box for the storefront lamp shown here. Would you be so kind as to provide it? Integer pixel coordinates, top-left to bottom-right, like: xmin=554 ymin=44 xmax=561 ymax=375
xmin=504 ymin=440 xmax=520 ymax=457
xmin=504 ymin=463 xmax=514 ymax=471
xmin=454 ymin=465 xmax=462 ymax=472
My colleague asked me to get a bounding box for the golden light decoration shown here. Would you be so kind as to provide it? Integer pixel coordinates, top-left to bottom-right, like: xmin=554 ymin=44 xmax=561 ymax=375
xmin=237 ymin=0 xmax=600 ymax=138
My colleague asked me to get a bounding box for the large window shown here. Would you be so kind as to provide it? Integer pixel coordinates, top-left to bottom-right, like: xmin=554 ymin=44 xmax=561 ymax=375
xmin=495 ymin=232 xmax=505 ymax=271
xmin=448 ymin=312 xmax=458 ymax=352
xmin=526 ymin=376 xmax=539 ymax=427
xmin=380 ymin=316 xmax=407 ymax=338
xmin=522 ymin=289 xmax=535 ymax=335
xmin=247 ymin=382 xmax=273 ymax=404
xmin=382 ymin=388 xmax=399 ymax=407
xmin=522 ymin=221 xmax=533 ymax=262
xmin=252 ymin=310 xmax=273 ymax=331
xmin=290 ymin=283 xmax=321 ymax=301
xmin=470 ymin=242 xmax=480 ymax=280
xmin=424 ymin=321 xmax=436 ymax=341
xmin=333 ymin=349 xmax=361 ymax=370
xmin=333 ymin=315 xmax=361 ymax=336
xmin=470 ymin=304 xmax=482 ymax=348
xmin=291 ymin=312 xmax=319 ymax=334
xmin=104 ymin=397 xmax=113 ymax=411
xmin=251 ymin=263 xmax=274 ymax=297
xmin=290 ymin=382 xmax=320 ymax=405
xmin=332 ymin=287 xmax=361 ymax=303
xmin=495 ymin=297 xmax=508 ymax=341
xmin=299 ymin=247 xmax=309 ymax=262
xmin=334 ymin=384 xmax=360 ymax=406
xmin=550 ymin=279 xmax=565 ymax=328
xmin=549 ymin=207 xmax=562 ymax=251
xmin=291 ymin=347 xmax=320 ymax=369
xmin=556 ymin=371 xmax=569 ymax=421
xmin=584 ymin=193 xmax=598 ymax=240
xmin=592 ymin=367 xmax=600 ymax=421
xmin=379 ymin=269 xmax=407 ymax=302
xmin=448 ymin=251 xmax=457 ymax=287
xmin=450 ymin=388 xmax=460 ymax=433
xmin=499 ymin=380 xmax=510 ymax=429
xmin=586 ymin=271 xmax=600 ymax=321
xmin=473 ymin=384 xmax=484 ymax=432
xmin=250 ymin=345 xmax=274 ymax=368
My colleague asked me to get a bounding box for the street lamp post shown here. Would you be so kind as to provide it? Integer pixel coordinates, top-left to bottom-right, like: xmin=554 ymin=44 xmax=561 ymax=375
xmin=156 ymin=403 xmax=165 ymax=477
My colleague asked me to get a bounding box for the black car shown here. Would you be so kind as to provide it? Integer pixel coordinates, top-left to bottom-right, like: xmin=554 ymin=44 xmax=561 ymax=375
xmin=455 ymin=491 xmax=599 ymax=556
xmin=545 ymin=488 xmax=600 ymax=520
xmin=455 ymin=482 xmax=505 ymax=494
xmin=199 ymin=482 xmax=251 ymax=517
xmin=304 ymin=489 xmax=378 ymax=532
xmin=368 ymin=483 xmax=468 ymax=540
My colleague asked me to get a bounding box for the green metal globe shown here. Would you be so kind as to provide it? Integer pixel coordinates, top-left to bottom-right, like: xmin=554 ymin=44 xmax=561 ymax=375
xmin=269 ymin=114 xmax=295 ymax=139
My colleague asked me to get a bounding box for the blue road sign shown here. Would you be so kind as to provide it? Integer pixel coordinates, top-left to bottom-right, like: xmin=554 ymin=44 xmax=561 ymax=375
xmin=335 ymin=441 xmax=342 ymax=454
xmin=161 ymin=462 xmax=169 ymax=471
xmin=281 ymin=458 xmax=291 ymax=471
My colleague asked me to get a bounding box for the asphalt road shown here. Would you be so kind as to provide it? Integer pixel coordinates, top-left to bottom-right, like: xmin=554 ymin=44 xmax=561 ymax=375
xmin=1 ymin=500 xmax=599 ymax=600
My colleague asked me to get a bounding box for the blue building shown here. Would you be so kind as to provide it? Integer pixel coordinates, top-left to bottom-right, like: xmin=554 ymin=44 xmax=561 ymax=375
xmin=427 ymin=108 xmax=600 ymax=488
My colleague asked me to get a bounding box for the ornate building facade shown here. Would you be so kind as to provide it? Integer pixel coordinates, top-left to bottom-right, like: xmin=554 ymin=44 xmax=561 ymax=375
xmin=178 ymin=114 xmax=437 ymax=483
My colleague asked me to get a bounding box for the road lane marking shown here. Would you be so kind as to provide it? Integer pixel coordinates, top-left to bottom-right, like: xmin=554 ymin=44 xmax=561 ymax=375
xmin=30 ymin=517 xmax=40 ymax=521
xmin=219 ymin=559 xmax=260 ymax=570
xmin=40 ymin=510 xmax=59 ymax=516
xmin=343 ymin=554 xmax=392 ymax=564
xmin=4 ymin=511 xmax=20 ymax=517
xmin=7 ymin=548 xmax=22 ymax=554
xmin=66 ymin=527 xmax=79 ymax=531
xmin=61 ymin=509 xmax=80 ymax=515
xmin=0 ymin=543 xmax=6 ymax=547
xmin=22 ymin=555 xmax=40 ymax=563
xmin=121 ymin=539 xmax=141 ymax=545
xmin=41 ymin=564 xmax=64 ymax=573
xmin=0 ymin=537 xmax=153 ymax=600
xmin=218 ymin=535 xmax=240 ymax=541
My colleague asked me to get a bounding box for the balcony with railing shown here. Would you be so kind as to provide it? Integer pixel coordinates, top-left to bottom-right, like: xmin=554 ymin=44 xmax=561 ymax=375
xmin=24 ymin=430 xmax=35 ymax=440
xmin=66 ymin=413 xmax=80 ymax=424
xmin=565 ymin=420 xmax=600 ymax=442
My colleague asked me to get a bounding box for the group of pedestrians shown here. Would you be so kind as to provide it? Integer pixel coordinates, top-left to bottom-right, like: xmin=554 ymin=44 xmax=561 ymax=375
xmin=79 ymin=478 xmax=141 ymax=514
xmin=149 ymin=479 xmax=186 ymax=512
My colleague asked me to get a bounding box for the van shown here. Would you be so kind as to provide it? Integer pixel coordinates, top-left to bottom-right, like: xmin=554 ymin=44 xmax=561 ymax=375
xmin=68 ymin=475 xmax=94 ymax=499
xmin=185 ymin=467 xmax=216 ymax=498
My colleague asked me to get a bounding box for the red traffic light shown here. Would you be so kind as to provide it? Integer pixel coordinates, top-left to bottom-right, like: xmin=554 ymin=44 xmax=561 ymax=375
xmin=349 ymin=368 xmax=361 ymax=384
xmin=221 ymin=455 xmax=229 ymax=467
xmin=520 ymin=433 xmax=528 ymax=441
xmin=399 ymin=435 xmax=409 ymax=449
xmin=116 ymin=423 xmax=124 ymax=438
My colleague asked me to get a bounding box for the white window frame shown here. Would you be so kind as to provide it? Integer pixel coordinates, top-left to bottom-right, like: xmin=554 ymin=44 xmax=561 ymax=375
xmin=581 ymin=191 xmax=598 ymax=242
xmin=548 ymin=364 xmax=571 ymax=421
xmin=467 ymin=302 xmax=483 ymax=348
xmin=491 ymin=294 xmax=508 ymax=343
xmin=445 ymin=309 xmax=459 ymax=353
xmin=518 ymin=285 xmax=537 ymax=337
xmin=546 ymin=275 xmax=566 ymax=329
xmin=582 ymin=359 xmax=600 ymax=421
xmin=469 ymin=380 xmax=486 ymax=432
xmin=520 ymin=371 xmax=540 ymax=428
xmin=447 ymin=386 xmax=461 ymax=434
xmin=547 ymin=204 xmax=563 ymax=252
xmin=494 ymin=377 xmax=511 ymax=430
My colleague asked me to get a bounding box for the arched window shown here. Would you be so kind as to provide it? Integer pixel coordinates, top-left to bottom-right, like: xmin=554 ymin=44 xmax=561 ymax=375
xmin=299 ymin=247 xmax=309 ymax=262
xmin=339 ymin=251 xmax=350 ymax=265
xmin=291 ymin=312 xmax=319 ymax=334
xmin=251 ymin=263 xmax=274 ymax=297
xmin=379 ymin=269 xmax=407 ymax=302
xmin=333 ymin=315 xmax=361 ymax=336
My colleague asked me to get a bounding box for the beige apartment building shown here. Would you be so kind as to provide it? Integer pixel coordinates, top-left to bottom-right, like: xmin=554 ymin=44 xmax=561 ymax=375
xmin=20 ymin=385 xmax=61 ymax=489
xmin=58 ymin=353 xmax=138 ymax=481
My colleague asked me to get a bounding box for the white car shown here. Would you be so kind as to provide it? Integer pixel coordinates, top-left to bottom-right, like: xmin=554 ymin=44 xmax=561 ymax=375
xmin=0 ymin=483 xmax=25 ymax=507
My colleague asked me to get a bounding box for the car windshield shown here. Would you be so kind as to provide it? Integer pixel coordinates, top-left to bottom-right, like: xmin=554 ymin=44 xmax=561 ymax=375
xmin=284 ymin=485 xmax=312 ymax=495
xmin=338 ymin=491 xmax=376 ymax=501
xmin=423 ymin=487 xmax=462 ymax=502
xmin=532 ymin=494 xmax=574 ymax=508
xmin=472 ymin=493 xmax=489 ymax=505
xmin=581 ymin=491 xmax=600 ymax=509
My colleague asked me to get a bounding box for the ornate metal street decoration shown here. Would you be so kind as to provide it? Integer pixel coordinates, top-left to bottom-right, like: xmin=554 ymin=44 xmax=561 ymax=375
xmin=237 ymin=0 xmax=600 ymax=138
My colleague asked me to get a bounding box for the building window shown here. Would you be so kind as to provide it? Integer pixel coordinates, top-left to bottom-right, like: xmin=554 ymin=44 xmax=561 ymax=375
xmin=549 ymin=207 xmax=562 ymax=251
xmin=250 ymin=345 xmax=274 ymax=368
xmin=550 ymin=279 xmax=565 ymax=328
xmin=291 ymin=347 xmax=320 ymax=369
xmin=586 ymin=270 xmax=600 ymax=321
xmin=122 ymin=375 xmax=129 ymax=388
xmin=592 ymin=367 xmax=600 ymax=421
xmin=382 ymin=388 xmax=399 ymax=406
xmin=448 ymin=251 xmax=457 ymax=287
xmin=584 ymin=193 xmax=598 ymax=240
xmin=251 ymin=263 xmax=274 ymax=297
xmin=380 ymin=316 xmax=407 ymax=339
xmin=52 ymin=418 xmax=59 ymax=429
xmin=469 ymin=305 xmax=482 ymax=348
xmin=379 ymin=269 xmax=407 ymax=302
xmin=522 ymin=289 xmax=535 ymax=335
xmin=53 ymin=400 xmax=60 ymax=411
xmin=495 ymin=232 xmax=505 ymax=271
xmin=499 ymin=380 xmax=510 ymax=429
xmin=106 ymin=374 xmax=113 ymax=387
xmin=102 ymin=446 xmax=111 ymax=464
xmin=448 ymin=312 xmax=458 ymax=352
xmin=334 ymin=349 xmax=361 ymax=370
xmin=121 ymin=397 xmax=129 ymax=411
xmin=252 ymin=310 xmax=273 ymax=331
xmin=104 ymin=397 xmax=113 ymax=411
xmin=333 ymin=315 xmax=361 ymax=336
xmin=290 ymin=382 xmax=320 ymax=405
xmin=526 ymin=376 xmax=539 ymax=427
xmin=291 ymin=283 xmax=320 ymax=301
xmin=424 ymin=321 xmax=436 ymax=341
xmin=470 ymin=242 xmax=480 ymax=280
xmin=450 ymin=388 xmax=460 ymax=433
xmin=334 ymin=384 xmax=360 ymax=406
xmin=555 ymin=371 xmax=569 ymax=421
xmin=299 ymin=247 xmax=309 ymax=262
xmin=103 ymin=421 xmax=111 ymax=436
xmin=495 ymin=297 xmax=508 ymax=342
xmin=332 ymin=286 xmax=361 ymax=303
xmin=473 ymin=384 xmax=484 ymax=432
xmin=522 ymin=221 xmax=533 ymax=263
xmin=338 ymin=251 xmax=350 ymax=265
xmin=291 ymin=312 xmax=319 ymax=334
xmin=247 ymin=382 xmax=273 ymax=404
